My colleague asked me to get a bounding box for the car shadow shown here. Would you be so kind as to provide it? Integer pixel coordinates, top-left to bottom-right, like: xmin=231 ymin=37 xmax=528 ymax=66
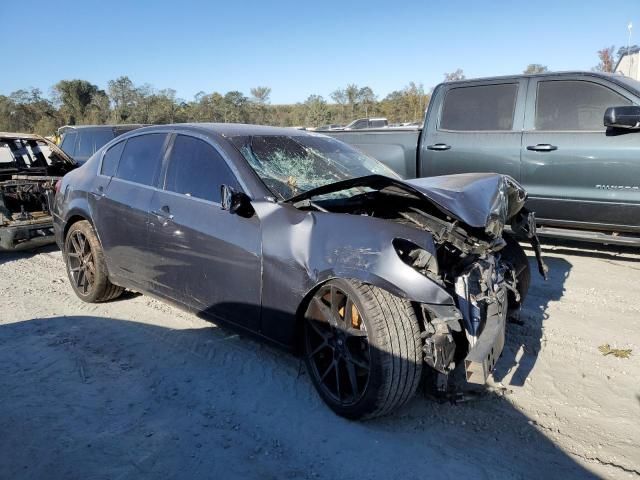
xmin=0 ymin=314 xmax=599 ymax=479
xmin=0 ymin=243 xmax=59 ymax=266
xmin=492 ymin=252 xmax=572 ymax=387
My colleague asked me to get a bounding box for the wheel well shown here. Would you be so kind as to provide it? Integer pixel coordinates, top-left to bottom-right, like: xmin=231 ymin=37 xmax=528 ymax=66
xmin=63 ymin=215 xmax=92 ymax=248
xmin=291 ymin=278 xmax=429 ymax=356
xmin=292 ymin=282 xmax=324 ymax=356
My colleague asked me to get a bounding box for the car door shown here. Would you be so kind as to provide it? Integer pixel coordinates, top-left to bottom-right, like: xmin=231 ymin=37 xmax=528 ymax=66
xmin=147 ymin=133 xmax=262 ymax=331
xmin=419 ymin=80 xmax=526 ymax=181
xmin=521 ymin=77 xmax=640 ymax=231
xmin=91 ymin=133 xmax=169 ymax=289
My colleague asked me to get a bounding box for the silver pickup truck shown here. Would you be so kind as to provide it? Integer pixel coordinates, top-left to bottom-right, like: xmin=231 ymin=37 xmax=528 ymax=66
xmin=325 ymin=71 xmax=640 ymax=246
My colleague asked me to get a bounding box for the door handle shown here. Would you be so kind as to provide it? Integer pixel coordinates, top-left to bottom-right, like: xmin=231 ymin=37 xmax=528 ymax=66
xmin=151 ymin=205 xmax=174 ymax=220
xmin=427 ymin=143 xmax=451 ymax=151
xmin=527 ymin=144 xmax=558 ymax=152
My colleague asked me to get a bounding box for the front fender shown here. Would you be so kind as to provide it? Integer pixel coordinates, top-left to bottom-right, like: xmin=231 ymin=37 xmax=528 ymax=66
xmin=254 ymin=201 xmax=454 ymax=349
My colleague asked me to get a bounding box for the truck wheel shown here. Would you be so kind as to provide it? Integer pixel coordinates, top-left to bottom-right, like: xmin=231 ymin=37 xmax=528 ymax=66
xmin=502 ymin=233 xmax=531 ymax=306
xmin=64 ymin=220 xmax=123 ymax=303
xmin=303 ymin=279 xmax=423 ymax=419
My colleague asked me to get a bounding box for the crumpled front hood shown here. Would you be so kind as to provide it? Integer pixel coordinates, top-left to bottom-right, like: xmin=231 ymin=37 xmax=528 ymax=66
xmin=404 ymin=173 xmax=527 ymax=229
xmin=286 ymin=172 xmax=527 ymax=231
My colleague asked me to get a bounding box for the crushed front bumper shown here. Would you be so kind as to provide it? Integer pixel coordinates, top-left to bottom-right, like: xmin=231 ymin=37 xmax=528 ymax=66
xmin=0 ymin=217 xmax=56 ymax=251
xmin=464 ymin=288 xmax=508 ymax=384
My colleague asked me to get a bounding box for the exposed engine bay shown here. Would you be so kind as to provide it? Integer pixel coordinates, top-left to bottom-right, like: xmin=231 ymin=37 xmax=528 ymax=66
xmin=0 ymin=133 xmax=76 ymax=251
xmin=290 ymin=173 xmax=548 ymax=391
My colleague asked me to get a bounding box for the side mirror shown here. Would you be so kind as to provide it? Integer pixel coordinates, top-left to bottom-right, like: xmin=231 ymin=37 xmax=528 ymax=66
xmin=604 ymin=105 xmax=640 ymax=130
xmin=220 ymin=184 xmax=251 ymax=215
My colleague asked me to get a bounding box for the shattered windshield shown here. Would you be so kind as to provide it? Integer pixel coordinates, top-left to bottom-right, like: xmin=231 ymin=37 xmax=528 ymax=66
xmin=230 ymin=134 xmax=400 ymax=200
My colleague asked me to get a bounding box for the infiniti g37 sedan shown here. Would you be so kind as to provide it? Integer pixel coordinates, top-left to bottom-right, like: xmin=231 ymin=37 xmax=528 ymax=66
xmin=53 ymin=124 xmax=546 ymax=419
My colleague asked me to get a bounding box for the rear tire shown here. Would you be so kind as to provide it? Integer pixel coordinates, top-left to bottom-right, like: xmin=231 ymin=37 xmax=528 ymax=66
xmin=64 ymin=220 xmax=123 ymax=303
xmin=303 ymin=279 xmax=423 ymax=419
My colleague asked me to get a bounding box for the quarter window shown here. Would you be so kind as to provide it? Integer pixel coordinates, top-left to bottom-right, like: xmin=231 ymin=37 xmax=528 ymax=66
xmin=165 ymin=135 xmax=238 ymax=203
xmin=440 ymin=84 xmax=518 ymax=131
xmin=115 ymin=134 xmax=166 ymax=186
xmin=535 ymin=80 xmax=632 ymax=131
xmin=101 ymin=141 xmax=126 ymax=177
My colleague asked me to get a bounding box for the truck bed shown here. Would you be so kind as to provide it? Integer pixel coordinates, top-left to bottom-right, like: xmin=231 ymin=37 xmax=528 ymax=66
xmin=322 ymin=128 xmax=421 ymax=178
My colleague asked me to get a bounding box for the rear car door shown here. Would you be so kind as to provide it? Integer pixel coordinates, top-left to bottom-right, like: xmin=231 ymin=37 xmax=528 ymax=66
xmin=92 ymin=133 xmax=169 ymax=289
xmin=147 ymin=133 xmax=262 ymax=331
xmin=521 ymin=77 xmax=640 ymax=231
xmin=420 ymin=79 xmax=526 ymax=181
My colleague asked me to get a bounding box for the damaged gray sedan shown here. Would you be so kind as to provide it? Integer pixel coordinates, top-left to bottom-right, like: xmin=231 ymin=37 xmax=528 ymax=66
xmin=53 ymin=124 xmax=546 ymax=419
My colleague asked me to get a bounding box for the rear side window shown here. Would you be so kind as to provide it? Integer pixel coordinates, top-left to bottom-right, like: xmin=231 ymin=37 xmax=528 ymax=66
xmin=60 ymin=132 xmax=77 ymax=156
xmin=77 ymin=130 xmax=116 ymax=157
xmin=535 ymin=80 xmax=632 ymax=131
xmin=164 ymin=135 xmax=238 ymax=203
xmin=115 ymin=134 xmax=166 ymax=186
xmin=76 ymin=132 xmax=94 ymax=157
xmin=93 ymin=129 xmax=116 ymax=151
xmin=101 ymin=141 xmax=126 ymax=176
xmin=440 ymin=84 xmax=518 ymax=131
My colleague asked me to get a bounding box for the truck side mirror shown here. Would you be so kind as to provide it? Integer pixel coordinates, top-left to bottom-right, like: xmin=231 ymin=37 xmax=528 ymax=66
xmin=220 ymin=184 xmax=252 ymax=216
xmin=604 ymin=105 xmax=640 ymax=130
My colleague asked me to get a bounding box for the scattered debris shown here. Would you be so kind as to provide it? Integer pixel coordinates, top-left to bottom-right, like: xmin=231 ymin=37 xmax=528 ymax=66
xmin=598 ymin=344 xmax=632 ymax=358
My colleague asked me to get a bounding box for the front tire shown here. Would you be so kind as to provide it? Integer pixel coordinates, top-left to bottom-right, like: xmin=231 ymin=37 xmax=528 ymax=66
xmin=502 ymin=233 xmax=531 ymax=307
xmin=64 ymin=220 xmax=123 ymax=303
xmin=303 ymin=279 xmax=423 ymax=419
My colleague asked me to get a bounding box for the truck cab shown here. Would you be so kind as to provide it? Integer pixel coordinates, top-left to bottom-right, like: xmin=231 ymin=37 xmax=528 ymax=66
xmin=422 ymin=72 xmax=640 ymax=238
xmin=327 ymin=71 xmax=640 ymax=244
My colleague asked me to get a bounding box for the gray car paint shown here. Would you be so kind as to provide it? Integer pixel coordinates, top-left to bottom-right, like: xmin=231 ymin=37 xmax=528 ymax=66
xmin=53 ymin=124 xmax=529 ymax=349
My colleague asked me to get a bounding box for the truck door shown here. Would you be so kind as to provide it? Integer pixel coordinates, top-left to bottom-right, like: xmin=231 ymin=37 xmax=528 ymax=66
xmin=521 ymin=76 xmax=640 ymax=231
xmin=419 ymin=79 xmax=526 ymax=181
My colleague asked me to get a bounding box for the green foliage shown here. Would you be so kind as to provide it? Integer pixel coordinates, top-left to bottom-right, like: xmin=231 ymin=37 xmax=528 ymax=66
xmin=1 ymin=76 xmax=435 ymax=136
xmin=444 ymin=69 xmax=466 ymax=81
xmin=523 ymin=64 xmax=549 ymax=74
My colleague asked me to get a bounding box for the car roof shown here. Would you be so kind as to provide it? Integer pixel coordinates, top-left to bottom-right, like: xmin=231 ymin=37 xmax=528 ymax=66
xmin=0 ymin=132 xmax=49 ymax=141
xmin=131 ymin=123 xmax=317 ymax=138
xmin=57 ymin=124 xmax=147 ymax=134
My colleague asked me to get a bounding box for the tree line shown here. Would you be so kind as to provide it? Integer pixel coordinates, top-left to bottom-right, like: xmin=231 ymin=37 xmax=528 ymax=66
xmin=0 ymin=76 xmax=431 ymax=136
xmin=1 ymin=51 xmax=628 ymax=136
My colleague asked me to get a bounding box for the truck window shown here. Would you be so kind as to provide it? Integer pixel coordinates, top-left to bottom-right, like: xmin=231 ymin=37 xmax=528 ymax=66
xmin=535 ymin=80 xmax=632 ymax=131
xmin=60 ymin=132 xmax=77 ymax=156
xmin=440 ymin=84 xmax=518 ymax=131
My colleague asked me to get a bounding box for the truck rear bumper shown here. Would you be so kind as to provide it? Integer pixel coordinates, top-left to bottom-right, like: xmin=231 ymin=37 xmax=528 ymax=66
xmin=0 ymin=217 xmax=56 ymax=251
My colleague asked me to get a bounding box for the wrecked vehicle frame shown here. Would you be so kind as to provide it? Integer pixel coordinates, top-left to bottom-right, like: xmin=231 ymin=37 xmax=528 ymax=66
xmin=53 ymin=124 xmax=546 ymax=419
xmin=0 ymin=133 xmax=76 ymax=251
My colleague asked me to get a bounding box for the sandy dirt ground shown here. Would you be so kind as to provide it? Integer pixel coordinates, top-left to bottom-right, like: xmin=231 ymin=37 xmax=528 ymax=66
xmin=0 ymin=241 xmax=639 ymax=479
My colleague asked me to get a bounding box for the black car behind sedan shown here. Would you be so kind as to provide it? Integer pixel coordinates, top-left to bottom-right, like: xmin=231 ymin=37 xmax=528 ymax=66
xmin=53 ymin=123 xmax=541 ymax=419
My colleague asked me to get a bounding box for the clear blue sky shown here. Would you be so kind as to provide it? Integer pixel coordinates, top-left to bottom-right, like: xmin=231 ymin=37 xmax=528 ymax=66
xmin=3 ymin=0 xmax=639 ymax=104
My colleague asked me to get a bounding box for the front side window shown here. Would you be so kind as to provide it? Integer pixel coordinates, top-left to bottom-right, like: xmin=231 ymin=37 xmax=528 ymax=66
xmin=101 ymin=141 xmax=126 ymax=177
xmin=440 ymin=83 xmax=518 ymax=131
xmin=535 ymin=80 xmax=632 ymax=131
xmin=164 ymin=135 xmax=238 ymax=203
xmin=115 ymin=134 xmax=166 ymax=186
xmin=60 ymin=132 xmax=77 ymax=156
xmin=231 ymin=134 xmax=400 ymax=200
